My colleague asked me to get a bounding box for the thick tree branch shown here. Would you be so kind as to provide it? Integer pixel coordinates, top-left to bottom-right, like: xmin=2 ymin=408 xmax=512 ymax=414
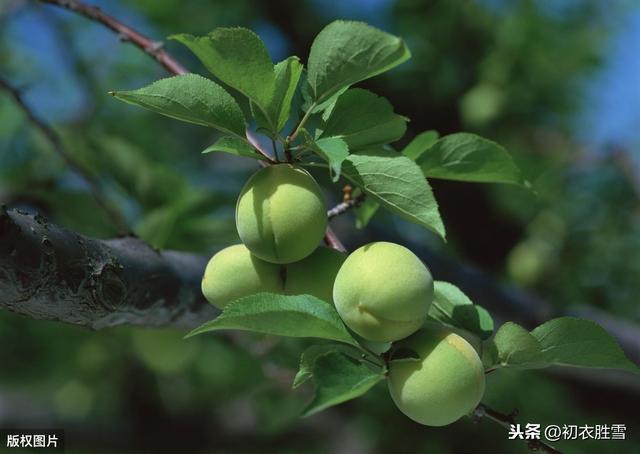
xmin=0 ymin=206 xmax=216 ymax=329
xmin=1 ymin=204 xmax=638 ymax=397
xmin=0 ymin=76 xmax=129 ymax=234
xmin=37 ymin=0 xmax=188 ymax=75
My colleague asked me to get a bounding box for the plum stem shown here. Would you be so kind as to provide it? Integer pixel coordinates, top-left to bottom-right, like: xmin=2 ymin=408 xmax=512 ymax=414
xmin=473 ymin=404 xmax=563 ymax=453
xmin=286 ymin=102 xmax=317 ymax=147
xmin=356 ymin=346 xmax=386 ymax=369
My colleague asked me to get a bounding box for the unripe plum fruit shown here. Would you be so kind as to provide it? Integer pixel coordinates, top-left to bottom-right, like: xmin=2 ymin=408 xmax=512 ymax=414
xmin=333 ymin=242 xmax=433 ymax=342
xmin=388 ymin=326 xmax=486 ymax=426
xmin=201 ymin=244 xmax=283 ymax=309
xmin=235 ymin=164 xmax=327 ymax=264
xmin=285 ymin=247 xmax=346 ymax=303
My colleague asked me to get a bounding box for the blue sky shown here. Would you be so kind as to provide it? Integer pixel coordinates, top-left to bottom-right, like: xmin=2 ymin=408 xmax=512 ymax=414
xmin=579 ymin=8 xmax=640 ymax=153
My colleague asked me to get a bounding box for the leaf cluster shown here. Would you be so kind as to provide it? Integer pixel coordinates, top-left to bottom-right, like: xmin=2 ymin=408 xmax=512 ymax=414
xmin=111 ymin=21 xmax=525 ymax=240
xmin=110 ymin=20 xmax=638 ymax=418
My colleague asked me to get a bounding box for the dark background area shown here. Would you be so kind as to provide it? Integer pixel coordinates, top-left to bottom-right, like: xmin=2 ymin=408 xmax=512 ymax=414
xmin=1 ymin=0 xmax=639 ymax=452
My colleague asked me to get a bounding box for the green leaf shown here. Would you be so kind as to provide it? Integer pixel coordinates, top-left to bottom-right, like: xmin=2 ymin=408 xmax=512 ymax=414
xmin=186 ymin=293 xmax=359 ymax=346
xmin=531 ymin=317 xmax=640 ymax=373
xmin=355 ymin=197 xmax=380 ymax=229
xmin=428 ymin=281 xmax=494 ymax=340
xmin=293 ymin=344 xmax=358 ymax=389
xmin=487 ymin=318 xmax=640 ymax=373
xmin=202 ymin=136 xmax=263 ymax=160
xmin=253 ymin=57 xmax=303 ymax=136
xmin=307 ymin=21 xmax=411 ymax=104
xmin=402 ymin=130 xmax=440 ymax=160
xmin=319 ymin=88 xmax=407 ymax=149
xmin=110 ymin=74 xmax=246 ymax=137
xmin=300 ymin=130 xmax=349 ymax=182
xmin=302 ymin=86 xmax=349 ymax=114
xmin=171 ymin=28 xmax=275 ymax=112
xmin=489 ymin=322 xmax=547 ymax=370
xmin=341 ymin=149 xmax=445 ymax=238
xmin=272 ymin=57 xmax=303 ymax=131
xmin=303 ymin=352 xmax=385 ymax=417
xmin=417 ymin=133 xmax=523 ymax=184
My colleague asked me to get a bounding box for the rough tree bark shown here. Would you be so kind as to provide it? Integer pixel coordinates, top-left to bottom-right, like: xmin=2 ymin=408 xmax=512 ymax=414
xmin=0 ymin=206 xmax=216 ymax=329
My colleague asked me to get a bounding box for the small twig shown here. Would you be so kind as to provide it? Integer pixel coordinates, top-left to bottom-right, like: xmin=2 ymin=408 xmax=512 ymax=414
xmin=0 ymin=76 xmax=129 ymax=234
xmin=323 ymin=226 xmax=346 ymax=252
xmin=473 ymin=404 xmax=562 ymax=454
xmin=39 ymin=0 xmax=276 ymax=166
xmin=285 ymin=102 xmax=316 ymax=147
xmin=327 ymin=193 xmax=366 ymax=220
xmin=37 ymin=0 xmax=188 ymax=76
xmin=359 ymin=353 xmax=385 ymax=369
xmin=356 ymin=343 xmax=386 ymax=369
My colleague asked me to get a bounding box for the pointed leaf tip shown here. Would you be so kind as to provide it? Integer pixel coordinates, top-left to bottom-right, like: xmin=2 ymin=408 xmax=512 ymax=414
xmin=307 ymin=21 xmax=410 ymax=104
xmin=187 ymin=293 xmax=360 ymax=345
xmin=110 ymin=74 xmax=246 ymax=137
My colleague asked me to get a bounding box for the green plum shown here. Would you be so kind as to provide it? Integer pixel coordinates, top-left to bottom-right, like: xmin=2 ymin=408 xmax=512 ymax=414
xmin=201 ymin=244 xmax=283 ymax=309
xmin=235 ymin=164 xmax=327 ymax=264
xmin=388 ymin=326 xmax=486 ymax=426
xmin=333 ymin=242 xmax=434 ymax=341
xmin=285 ymin=247 xmax=346 ymax=303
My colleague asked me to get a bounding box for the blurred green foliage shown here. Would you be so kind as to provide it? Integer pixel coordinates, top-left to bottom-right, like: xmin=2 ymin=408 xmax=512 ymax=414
xmin=1 ymin=0 xmax=639 ymax=452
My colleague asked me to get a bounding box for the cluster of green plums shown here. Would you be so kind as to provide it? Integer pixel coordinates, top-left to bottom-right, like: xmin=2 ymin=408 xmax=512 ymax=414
xmin=202 ymin=164 xmax=485 ymax=427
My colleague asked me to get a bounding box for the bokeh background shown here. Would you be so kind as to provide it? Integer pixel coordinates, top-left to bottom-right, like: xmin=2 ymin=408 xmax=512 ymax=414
xmin=1 ymin=0 xmax=640 ymax=452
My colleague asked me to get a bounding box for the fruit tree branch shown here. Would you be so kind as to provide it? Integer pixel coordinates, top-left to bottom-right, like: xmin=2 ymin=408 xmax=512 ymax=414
xmin=37 ymin=0 xmax=188 ymax=75
xmin=0 ymin=206 xmax=216 ymax=329
xmin=2 ymin=204 xmax=638 ymax=397
xmin=323 ymin=227 xmax=347 ymax=252
xmin=473 ymin=404 xmax=562 ymax=454
xmin=0 ymin=75 xmax=129 ymax=234
xmin=39 ymin=0 xmax=276 ymax=165
xmin=327 ymin=193 xmax=366 ymax=219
